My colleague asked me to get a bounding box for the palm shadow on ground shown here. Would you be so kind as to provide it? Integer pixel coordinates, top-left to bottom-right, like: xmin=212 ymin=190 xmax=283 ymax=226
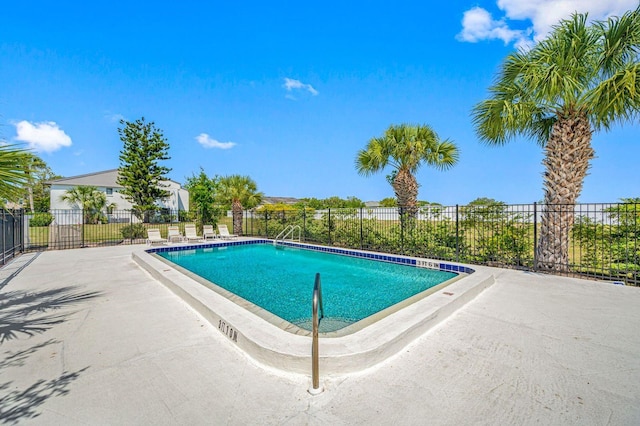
xmin=0 ymin=286 xmax=101 ymax=424
xmin=0 ymin=286 xmax=102 ymax=343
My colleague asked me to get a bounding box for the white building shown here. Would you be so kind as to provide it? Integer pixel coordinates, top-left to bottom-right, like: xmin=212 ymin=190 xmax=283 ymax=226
xmin=49 ymin=169 xmax=189 ymax=224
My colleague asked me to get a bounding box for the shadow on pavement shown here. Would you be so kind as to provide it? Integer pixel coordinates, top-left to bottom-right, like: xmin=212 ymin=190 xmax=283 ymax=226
xmin=0 ymin=286 xmax=102 ymax=343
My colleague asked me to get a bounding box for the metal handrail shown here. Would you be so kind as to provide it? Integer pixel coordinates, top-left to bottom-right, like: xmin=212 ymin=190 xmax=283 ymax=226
xmin=309 ymin=272 xmax=324 ymax=394
xmin=273 ymin=224 xmax=301 ymax=246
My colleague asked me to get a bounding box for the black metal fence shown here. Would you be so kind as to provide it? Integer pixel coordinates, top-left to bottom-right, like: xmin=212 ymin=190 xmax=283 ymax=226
xmin=23 ymin=209 xmax=232 ymax=251
xmin=0 ymin=209 xmax=24 ymax=266
xmin=10 ymin=203 xmax=640 ymax=285
xmin=244 ymin=203 xmax=639 ymax=286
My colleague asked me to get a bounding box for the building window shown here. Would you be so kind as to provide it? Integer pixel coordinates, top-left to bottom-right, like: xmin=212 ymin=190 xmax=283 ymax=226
xmin=106 ymin=188 xmax=113 ymax=196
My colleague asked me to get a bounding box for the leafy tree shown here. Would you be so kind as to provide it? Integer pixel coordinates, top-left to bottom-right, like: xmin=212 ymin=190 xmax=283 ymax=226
xmin=322 ymin=196 xmax=364 ymax=208
xmin=0 ymin=144 xmax=31 ymax=205
xmin=117 ymin=117 xmax=171 ymax=221
xmin=380 ymin=197 xmax=397 ymax=207
xmin=21 ymin=155 xmax=61 ymax=212
xmin=184 ymin=168 xmax=221 ymax=228
xmin=355 ymin=123 xmax=459 ymax=218
xmin=468 ymin=197 xmax=503 ymax=206
xmin=297 ymin=196 xmax=365 ymax=209
xmin=472 ymin=8 xmax=640 ymax=271
xmin=217 ymin=175 xmax=263 ymax=235
xmin=572 ymin=198 xmax=640 ymax=283
xmin=296 ymin=197 xmax=323 ymax=209
xmin=60 ymin=186 xmax=108 ymax=224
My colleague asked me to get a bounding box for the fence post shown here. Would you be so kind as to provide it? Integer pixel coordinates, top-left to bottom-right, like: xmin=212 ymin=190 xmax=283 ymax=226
xmin=455 ymin=204 xmax=459 ymax=262
xmin=400 ymin=207 xmax=404 ymax=254
xmin=328 ymin=208 xmax=331 ymax=246
xmin=17 ymin=210 xmax=23 ymax=254
xmin=302 ymin=208 xmax=307 ymax=242
xmin=533 ymin=202 xmax=537 ymax=271
xmin=2 ymin=210 xmax=6 ymax=266
xmin=359 ymin=207 xmax=364 ymax=250
xmin=82 ymin=209 xmax=85 ymax=248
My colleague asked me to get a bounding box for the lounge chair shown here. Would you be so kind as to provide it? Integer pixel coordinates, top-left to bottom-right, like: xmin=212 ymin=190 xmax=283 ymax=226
xmin=217 ymin=224 xmax=238 ymax=240
xmin=184 ymin=224 xmax=203 ymax=242
xmin=203 ymin=224 xmax=217 ymax=241
xmin=146 ymin=228 xmax=168 ymax=245
xmin=167 ymin=225 xmax=184 ymax=243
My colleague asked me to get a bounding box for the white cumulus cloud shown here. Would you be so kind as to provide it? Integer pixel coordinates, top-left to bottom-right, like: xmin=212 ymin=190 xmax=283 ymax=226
xmin=196 ymin=133 xmax=236 ymax=149
xmin=458 ymin=0 xmax=638 ymax=47
xmin=457 ymin=7 xmax=527 ymax=45
xmin=13 ymin=120 xmax=72 ymax=153
xmin=283 ymin=78 xmax=319 ymax=97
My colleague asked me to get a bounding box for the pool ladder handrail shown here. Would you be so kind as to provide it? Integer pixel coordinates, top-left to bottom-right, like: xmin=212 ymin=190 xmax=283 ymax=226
xmin=309 ymin=272 xmax=324 ymax=395
xmin=273 ymin=224 xmax=301 ymax=246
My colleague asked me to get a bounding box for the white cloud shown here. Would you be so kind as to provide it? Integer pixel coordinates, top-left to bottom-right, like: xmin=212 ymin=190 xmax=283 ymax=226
xmin=458 ymin=0 xmax=637 ymax=47
xmin=196 ymin=133 xmax=236 ymax=149
xmin=457 ymin=7 xmax=526 ymax=45
xmin=13 ymin=120 xmax=72 ymax=153
xmin=283 ymin=78 xmax=319 ymax=97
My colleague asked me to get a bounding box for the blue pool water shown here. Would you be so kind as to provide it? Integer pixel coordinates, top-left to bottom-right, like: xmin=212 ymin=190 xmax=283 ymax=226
xmin=156 ymin=243 xmax=457 ymax=332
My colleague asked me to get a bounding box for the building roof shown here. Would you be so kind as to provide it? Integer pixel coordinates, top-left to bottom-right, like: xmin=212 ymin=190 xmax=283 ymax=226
xmin=48 ymin=169 xmax=181 ymax=188
xmin=48 ymin=169 xmax=122 ymax=187
xmin=261 ymin=196 xmax=300 ymax=205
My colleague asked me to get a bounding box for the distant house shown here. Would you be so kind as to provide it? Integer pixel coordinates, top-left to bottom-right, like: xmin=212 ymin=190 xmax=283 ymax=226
xmin=48 ymin=169 xmax=189 ymax=223
xmin=260 ymin=196 xmax=300 ymax=206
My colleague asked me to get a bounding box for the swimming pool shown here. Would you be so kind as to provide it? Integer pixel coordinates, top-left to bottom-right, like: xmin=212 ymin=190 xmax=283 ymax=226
xmin=134 ymin=239 xmax=494 ymax=374
xmin=155 ymin=243 xmax=458 ymax=333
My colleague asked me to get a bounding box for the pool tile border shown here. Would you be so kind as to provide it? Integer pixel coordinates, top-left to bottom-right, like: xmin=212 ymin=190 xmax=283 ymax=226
xmin=146 ymin=239 xmax=475 ymax=275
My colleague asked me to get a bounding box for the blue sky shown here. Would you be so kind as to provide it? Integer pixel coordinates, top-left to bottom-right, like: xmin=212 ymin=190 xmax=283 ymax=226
xmin=1 ymin=0 xmax=638 ymax=205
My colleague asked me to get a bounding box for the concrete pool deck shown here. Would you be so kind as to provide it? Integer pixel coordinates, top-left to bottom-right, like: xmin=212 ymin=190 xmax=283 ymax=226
xmin=1 ymin=244 xmax=640 ymax=425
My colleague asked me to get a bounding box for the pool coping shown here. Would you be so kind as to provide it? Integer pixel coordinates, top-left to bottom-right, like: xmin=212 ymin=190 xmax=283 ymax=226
xmin=133 ymin=239 xmax=495 ymax=375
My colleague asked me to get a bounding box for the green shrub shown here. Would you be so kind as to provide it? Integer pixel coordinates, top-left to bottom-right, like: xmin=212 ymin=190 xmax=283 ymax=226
xmin=29 ymin=212 xmax=54 ymax=227
xmin=121 ymin=223 xmax=147 ymax=239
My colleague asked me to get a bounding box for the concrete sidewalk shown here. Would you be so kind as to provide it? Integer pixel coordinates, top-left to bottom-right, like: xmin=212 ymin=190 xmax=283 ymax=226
xmin=1 ymin=245 xmax=639 ymax=425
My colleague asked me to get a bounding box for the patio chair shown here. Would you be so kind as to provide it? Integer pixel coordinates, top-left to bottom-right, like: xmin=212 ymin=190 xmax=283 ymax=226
xmin=203 ymin=224 xmax=217 ymax=241
xmin=217 ymin=224 xmax=238 ymax=240
xmin=184 ymin=224 xmax=203 ymax=242
xmin=167 ymin=225 xmax=185 ymax=243
xmin=146 ymin=228 xmax=168 ymax=245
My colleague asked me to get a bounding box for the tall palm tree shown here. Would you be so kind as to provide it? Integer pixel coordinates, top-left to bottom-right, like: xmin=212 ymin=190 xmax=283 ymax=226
xmin=355 ymin=123 xmax=459 ymax=217
xmin=60 ymin=186 xmax=108 ymax=224
xmin=0 ymin=144 xmax=31 ymax=205
xmin=472 ymin=8 xmax=640 ymax=271
xmin=217 ymin=175 xmax=263 ymax=235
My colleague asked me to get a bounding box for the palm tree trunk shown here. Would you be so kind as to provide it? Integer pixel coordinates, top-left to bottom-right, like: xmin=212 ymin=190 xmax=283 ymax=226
xmin=232 ymin=200 xmax=243 ymax=235
xmin=536 ymin=113 xmax=594 ymax=271
xmin=393 ymin=168 xmax=419 ymax=218
xmin=28 ymin=186 xmax=35 ymax=213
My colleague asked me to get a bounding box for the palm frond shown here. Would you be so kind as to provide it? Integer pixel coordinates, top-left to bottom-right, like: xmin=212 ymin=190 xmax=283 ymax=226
xmin=0 ymin=144 xmax=31 ymax=202
xmin=599 ymin=6 xmax=640 ymax=77
xmin=588 ymin=62 xmax=640 ymax=129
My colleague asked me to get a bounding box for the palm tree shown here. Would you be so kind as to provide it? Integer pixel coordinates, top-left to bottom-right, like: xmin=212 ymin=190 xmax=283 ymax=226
xmin=472 ymin=8 xmax=640 ymax=271
xmin=60 ymin=186 xmax=108 ymax=224
xmin=355 ymin=123 xmax=459 ymax=217
xmin=217 ymin=175 xmax=263 ymax=235
xmin=0 ymin=144 xmax=31 ymax=205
